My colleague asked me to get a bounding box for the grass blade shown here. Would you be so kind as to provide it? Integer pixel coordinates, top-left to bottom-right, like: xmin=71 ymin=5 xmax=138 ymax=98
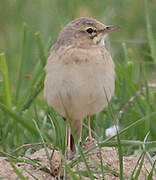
xmin=116 ymin=130 xmax=124 ymax=180
xmin=18 ymin=62 xmax=42 ymax=108
xmin=32 ymin=117 xmax=50 ymax=160
xmin=147 ymin=161 xmax=155 ymax=180
xmin=97 ymin=144 xmax=106 ymax=180
xmin=35 ymin=32 xmax=47 ymax=67
xmin=0 ymin=53 xmax=12 ymax=108
xmin=16 ymin=23 xmax=27 ymax=104
xmin=0 ymin=102 xmax=38 ymax=137
xmin=130 ymin=151 xmax=145 ymax=179
xmin=134 ymin=152 xmax=145 ymax=179
xmin=145 ymin=0 xmax=156 ymax=66
xmin=9 ymin=161 xmax=27 ymax=180
xmin=142 ymin=132 xmax=156 ymax=174
xmin=90 ymin=161 xmax=120 ymax=177
xmin=19 ymin=32 xmax=47 ymax=111
xmin=20 ymin=72 xmax=44 ymax=111
xmin=103 ymin=87 xmax=124 ymax=179
xmin=48 ymin=107 xmax=66 ymax=154
xmin=62 ymin=156 xmax=80 ymax=180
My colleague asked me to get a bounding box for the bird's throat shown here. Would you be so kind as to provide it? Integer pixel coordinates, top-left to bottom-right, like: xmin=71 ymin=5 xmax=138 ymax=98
xmin=93 ymin=33 xmax=106 ymax=46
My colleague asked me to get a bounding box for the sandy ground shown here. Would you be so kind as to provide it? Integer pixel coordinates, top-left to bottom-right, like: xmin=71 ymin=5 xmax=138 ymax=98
xmin=0 ymin=140 xmax=155 ymax=180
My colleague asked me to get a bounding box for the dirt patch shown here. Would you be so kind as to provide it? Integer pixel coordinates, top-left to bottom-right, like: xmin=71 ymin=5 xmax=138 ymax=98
xmin=0 ymin=140 xmax=155 ymax=179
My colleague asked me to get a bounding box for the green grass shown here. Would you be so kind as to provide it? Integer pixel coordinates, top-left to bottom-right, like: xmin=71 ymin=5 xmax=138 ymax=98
xmin=0 ymin=0 xmax=156 ymax=179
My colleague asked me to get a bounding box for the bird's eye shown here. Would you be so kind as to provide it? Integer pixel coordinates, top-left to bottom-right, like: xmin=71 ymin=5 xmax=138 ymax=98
xmin=86 ymin=28 xmax=94 ymax=34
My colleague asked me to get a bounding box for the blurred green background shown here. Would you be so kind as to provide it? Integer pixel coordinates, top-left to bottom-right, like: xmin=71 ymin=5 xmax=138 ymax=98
xmin=0 ymin=0 xmax=156 ymax=154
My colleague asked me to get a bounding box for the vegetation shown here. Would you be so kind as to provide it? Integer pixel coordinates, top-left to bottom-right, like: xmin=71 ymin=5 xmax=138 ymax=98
xmin=0 ymin=0 xmax=156 ymax=179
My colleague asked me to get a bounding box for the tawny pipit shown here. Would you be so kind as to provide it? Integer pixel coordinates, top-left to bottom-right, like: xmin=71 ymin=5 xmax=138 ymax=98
xmin=44 ymin=17 xmax=120 ymax=160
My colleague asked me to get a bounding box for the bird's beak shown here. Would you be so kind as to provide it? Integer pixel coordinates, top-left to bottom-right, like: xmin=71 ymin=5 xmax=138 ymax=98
xmin=105 ymin=25 xmax=120 ymax=32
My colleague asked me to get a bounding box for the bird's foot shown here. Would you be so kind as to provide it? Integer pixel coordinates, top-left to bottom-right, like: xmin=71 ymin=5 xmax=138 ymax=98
xmin=66 ymin=149 xmax=75 ymax=161
xmin=86 ymin=136 xmax=95 ymax=142
xmin=83 ymin=137 xmax=96 ymax=150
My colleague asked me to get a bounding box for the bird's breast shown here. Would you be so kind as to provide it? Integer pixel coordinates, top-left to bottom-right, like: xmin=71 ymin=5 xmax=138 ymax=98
xmin=44 ymin=46 xmax=115 ymax=119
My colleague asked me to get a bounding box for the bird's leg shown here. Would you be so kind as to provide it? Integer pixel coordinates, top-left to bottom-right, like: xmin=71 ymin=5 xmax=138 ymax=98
xmin=86 ymin=115 xmax=93 ymax=141
xmin=88 ymin=116 xmax=92 ymax=139
xmin=66 ymin=119 xmax=82 ymax=160
xmin=66 ymin=124 xmax=73 ymax=160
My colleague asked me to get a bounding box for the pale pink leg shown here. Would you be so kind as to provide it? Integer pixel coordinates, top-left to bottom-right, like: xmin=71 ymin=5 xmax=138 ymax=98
xmin=66 ymin=124 xmax=74 ymax=160
xmin=86 ymin=116 xmax=93 ymax=140
xmin=66 ymin=119 xmax=83 ymax=160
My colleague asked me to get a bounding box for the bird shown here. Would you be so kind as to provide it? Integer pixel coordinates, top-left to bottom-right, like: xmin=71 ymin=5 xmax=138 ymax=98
xmin=44 ymin=17 xmax=120 ymax=160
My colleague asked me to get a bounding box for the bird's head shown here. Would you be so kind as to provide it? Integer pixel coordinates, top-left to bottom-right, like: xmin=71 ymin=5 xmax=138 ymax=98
xmin=57 ymin=17 xmax=120 ymax=47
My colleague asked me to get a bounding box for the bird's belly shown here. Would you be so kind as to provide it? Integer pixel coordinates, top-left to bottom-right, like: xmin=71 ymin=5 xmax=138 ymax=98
xmin=44 ymin=62 xmax=115 ymax=119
